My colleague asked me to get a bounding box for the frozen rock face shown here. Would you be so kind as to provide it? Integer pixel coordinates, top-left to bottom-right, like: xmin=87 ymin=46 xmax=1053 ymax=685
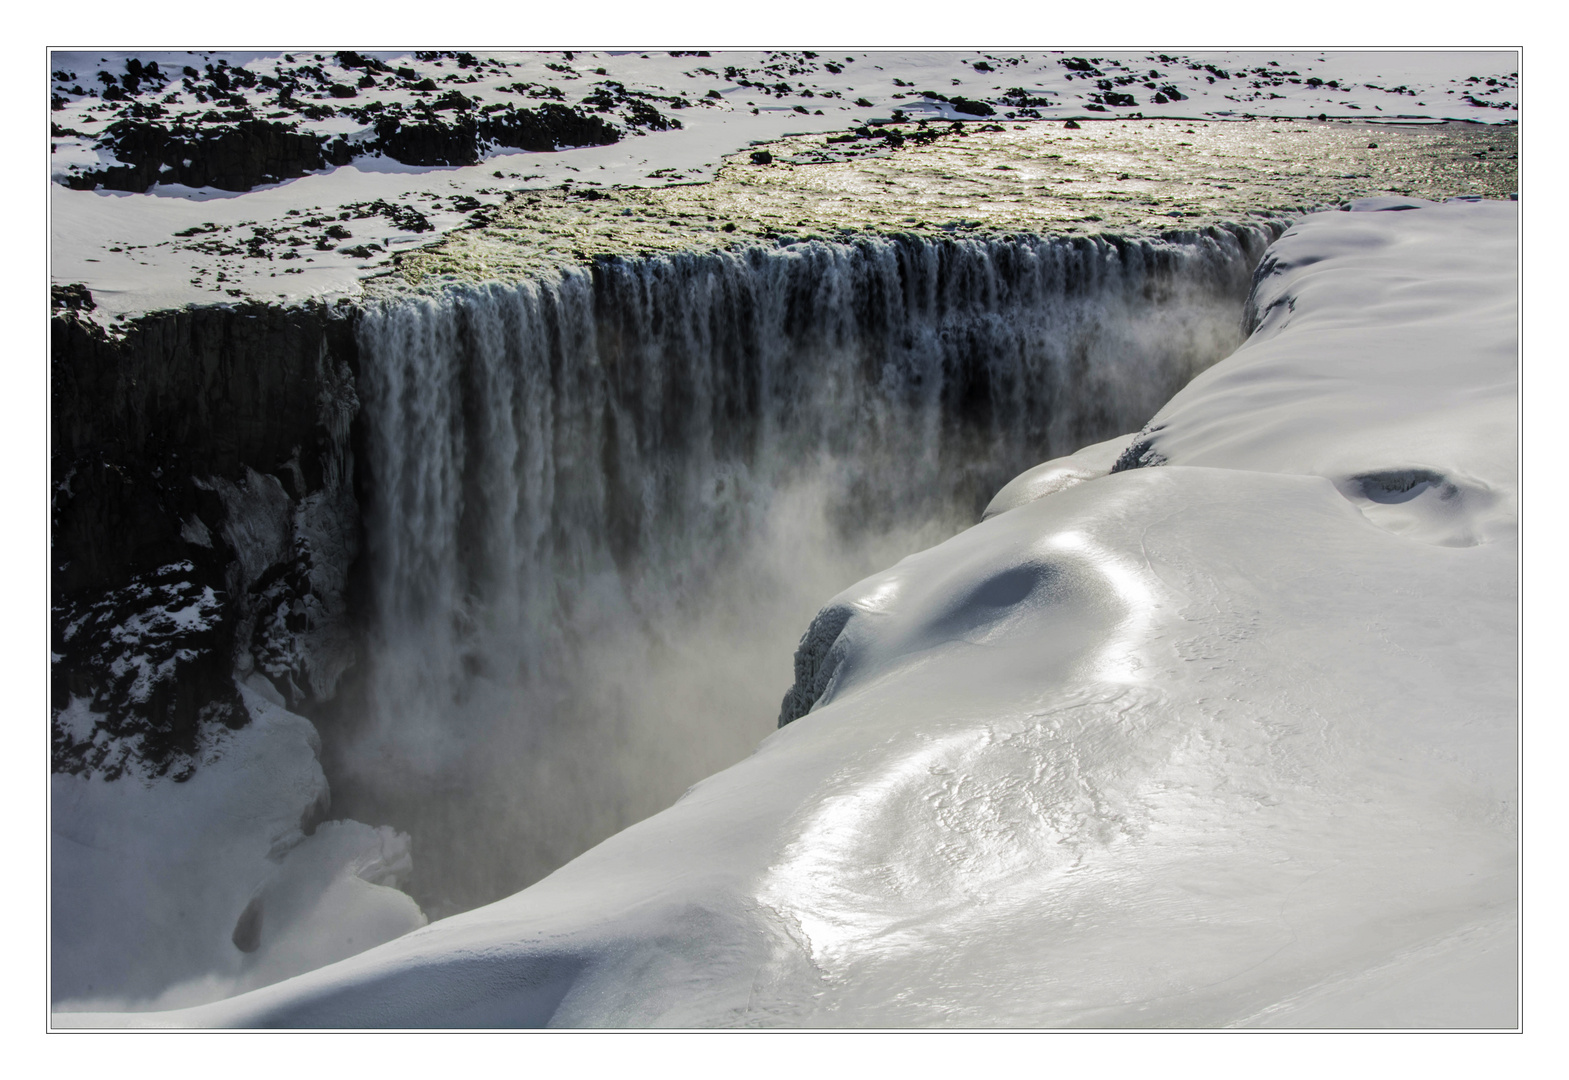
xmin=51 ymin=302 xmax=362 ymax=780
xmin=52 ymin=560 xmax=241 ymax=779
xmin=50 ymin=305 xmax=432 ymax=1012
xmin=77 ymin=198 xmax=1513 ymax=1030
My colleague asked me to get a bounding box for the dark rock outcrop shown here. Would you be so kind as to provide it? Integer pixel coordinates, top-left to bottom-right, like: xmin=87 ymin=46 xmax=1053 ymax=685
xmin=67 ymin=118 xmax=356 ymax=193
xmin=66 ymin=105 xmax=623 ymax=193
xmin=52 ymin=303 xmax=364 ymax=777
xmin=367 ymin=104 xmax=618 ymax=168
xmin=1109 ymin=424 xmax=1169 ymax=472
xmin=51 ymin=283 xmax=95 ymax=312
xmin=948 ymin=96 xmax=995 ymax=117
xmin=52 ymin=559 xmax=242 ymax=779
xmin=778 ymin=604 xmax=855 ymax=727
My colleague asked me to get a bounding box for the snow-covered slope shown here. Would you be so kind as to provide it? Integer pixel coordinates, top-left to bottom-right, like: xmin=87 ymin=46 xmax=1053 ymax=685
xmin=59 ymin=197 xmax=1517 ymax=1028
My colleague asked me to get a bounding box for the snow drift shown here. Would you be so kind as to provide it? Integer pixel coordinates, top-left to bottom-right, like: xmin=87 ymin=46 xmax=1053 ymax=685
xmin=59 ymin=197 xmax=1517 ymax=1028
xmin=51 ymin=684 xmax=425 ymax=1012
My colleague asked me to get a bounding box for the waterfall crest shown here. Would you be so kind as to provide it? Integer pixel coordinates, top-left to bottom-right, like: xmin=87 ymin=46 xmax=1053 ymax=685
xmin=345 ymin=225 xmax=1280 ymax=915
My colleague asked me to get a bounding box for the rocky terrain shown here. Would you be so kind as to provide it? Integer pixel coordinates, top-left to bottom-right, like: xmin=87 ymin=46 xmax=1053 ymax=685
xmin=51 ymin=50 xmax=673 ymax=194
xmin=52 ymin=50 xmax=1518 ymax=198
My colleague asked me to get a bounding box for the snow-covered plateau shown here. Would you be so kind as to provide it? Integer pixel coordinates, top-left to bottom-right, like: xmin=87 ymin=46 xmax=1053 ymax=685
xmin=50 ymin=49 xmax=1519 ymax=1029
xmin=56 ymin=196 xmax=1518 ymax=1028
xmin=49 ymin=49 xmax=1515 ymax=318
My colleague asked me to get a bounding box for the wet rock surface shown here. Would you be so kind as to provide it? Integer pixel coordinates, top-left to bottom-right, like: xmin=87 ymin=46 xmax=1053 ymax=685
xmin=385 ymin=117 xmax=1515 ymax=287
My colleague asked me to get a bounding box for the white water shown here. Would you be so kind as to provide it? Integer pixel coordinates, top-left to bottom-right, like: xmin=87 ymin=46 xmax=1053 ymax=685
xmin=342 ymin=227 xmax=1279 ymax=916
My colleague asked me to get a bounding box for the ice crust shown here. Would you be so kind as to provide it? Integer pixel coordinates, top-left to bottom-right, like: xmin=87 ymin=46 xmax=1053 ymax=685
xmin=58 ymin=199 xmax=1518 ymax=1028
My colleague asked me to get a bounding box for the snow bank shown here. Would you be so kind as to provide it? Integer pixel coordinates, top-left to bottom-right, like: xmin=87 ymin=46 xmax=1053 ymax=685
xmin=56 ymin=199 xmax=1516 ymax=1029
xmin=981 ymin=431 xmax=1135 ymax=519
xmin=51 ymin=684 xmax=426 ymax=1012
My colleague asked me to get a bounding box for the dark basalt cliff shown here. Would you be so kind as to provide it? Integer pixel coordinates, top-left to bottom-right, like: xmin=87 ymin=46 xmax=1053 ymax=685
xmin=52 ymin=302 xmax=363 ymax=778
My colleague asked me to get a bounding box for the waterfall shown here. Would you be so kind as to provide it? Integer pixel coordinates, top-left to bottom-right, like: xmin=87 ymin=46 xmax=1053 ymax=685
xmin=341 ymin=225 xmax=1280 ymax=916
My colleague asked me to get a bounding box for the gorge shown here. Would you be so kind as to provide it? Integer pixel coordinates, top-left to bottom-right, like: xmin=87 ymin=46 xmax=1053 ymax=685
xmin=54 ymin=224 xmax=1276 ymax=938
xmin=49 ymin=49 xmax=1519 ymax=1025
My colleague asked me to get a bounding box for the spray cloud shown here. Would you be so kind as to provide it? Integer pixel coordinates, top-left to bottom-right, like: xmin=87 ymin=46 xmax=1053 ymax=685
xmin=338 ymin=228 xmax=1274 ymax=917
